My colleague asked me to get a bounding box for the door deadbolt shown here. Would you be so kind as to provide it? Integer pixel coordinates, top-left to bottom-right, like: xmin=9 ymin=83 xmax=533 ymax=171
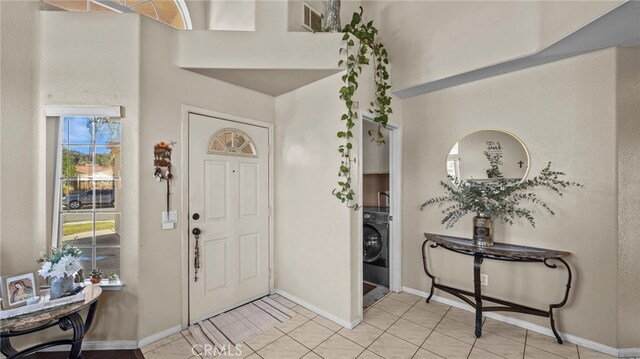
xmin=192 ymin=213 xmax=200 ymax=220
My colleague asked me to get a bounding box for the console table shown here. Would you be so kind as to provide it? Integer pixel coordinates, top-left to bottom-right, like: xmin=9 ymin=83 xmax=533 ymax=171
xmin=422 ymin=233 xmax=572 ymax=344
xmin=0 ymin=285 xmax=102 ymax=358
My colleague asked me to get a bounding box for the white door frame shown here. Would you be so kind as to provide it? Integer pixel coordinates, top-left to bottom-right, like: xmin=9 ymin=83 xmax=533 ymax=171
xmin=356 ymin=111 xmax=402 ymax=321
xmin=180 ymin=105 xmax=275 ymax=328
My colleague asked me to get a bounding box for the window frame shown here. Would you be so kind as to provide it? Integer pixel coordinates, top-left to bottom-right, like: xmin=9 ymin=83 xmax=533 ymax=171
xmin=207 ymin=127 xmax=258 ymax=158
xmin=47 ymin=106 xmax=123 ymax=278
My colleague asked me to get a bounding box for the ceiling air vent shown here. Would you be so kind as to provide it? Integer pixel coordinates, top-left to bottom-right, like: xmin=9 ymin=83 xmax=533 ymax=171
xmin=302 ymin=2 xmax=322 ymax=32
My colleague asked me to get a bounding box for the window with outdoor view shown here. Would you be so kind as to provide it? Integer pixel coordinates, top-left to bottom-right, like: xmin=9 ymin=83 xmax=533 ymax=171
xmin=57 ymin=116 xmax=121 ymax=278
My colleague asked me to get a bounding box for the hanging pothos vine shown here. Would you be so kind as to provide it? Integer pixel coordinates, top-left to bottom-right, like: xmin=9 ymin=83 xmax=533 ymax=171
xmin=332 ymin=8 xmax=392 ymax=210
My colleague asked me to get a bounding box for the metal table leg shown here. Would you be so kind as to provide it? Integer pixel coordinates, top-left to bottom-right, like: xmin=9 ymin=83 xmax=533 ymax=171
xmin=0 ymin=301 xmax=99 ymax=359
xmin=473 ymin=253 xmax=484 ymax=338
xmin=421 ymin=240 xmax=437 ymax=303
xmin=545 ymin=258 xmax=573 ymax=344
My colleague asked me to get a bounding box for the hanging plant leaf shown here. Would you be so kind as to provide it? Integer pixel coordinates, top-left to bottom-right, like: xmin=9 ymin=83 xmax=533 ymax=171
xmin=333 ymin=7 xmax=393 ymax=210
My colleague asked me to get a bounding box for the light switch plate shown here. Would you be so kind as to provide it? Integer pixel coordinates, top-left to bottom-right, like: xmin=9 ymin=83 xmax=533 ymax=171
xmin=161 ymin=211 xmax=177 ymax=230
xmin=162 ymin=222 xmax=175 ymax=230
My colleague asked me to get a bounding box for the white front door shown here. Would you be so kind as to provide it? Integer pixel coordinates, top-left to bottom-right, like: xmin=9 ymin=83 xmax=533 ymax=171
xmin=189 ymin=113 xmax=270 ymax=324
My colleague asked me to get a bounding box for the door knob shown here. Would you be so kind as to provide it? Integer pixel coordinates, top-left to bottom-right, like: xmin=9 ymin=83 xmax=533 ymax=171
xmin=192 ymin=228 xmax=201 ymax=236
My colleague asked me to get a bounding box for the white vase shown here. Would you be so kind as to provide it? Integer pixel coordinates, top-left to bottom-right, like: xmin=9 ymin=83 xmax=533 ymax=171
xmin=50 ymin=275 xmax=75 ymax=299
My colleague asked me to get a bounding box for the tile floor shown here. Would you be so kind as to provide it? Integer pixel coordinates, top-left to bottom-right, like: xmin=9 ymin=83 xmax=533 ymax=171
xmin=142 ymin=292 xmax=623 ymax=359
xmin=363 ymin=283 xmax=390 ymax=310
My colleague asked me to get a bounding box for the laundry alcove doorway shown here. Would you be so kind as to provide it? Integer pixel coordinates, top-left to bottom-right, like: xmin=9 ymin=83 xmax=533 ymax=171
xmin=357 ymin=113 xmax=402 ymax=319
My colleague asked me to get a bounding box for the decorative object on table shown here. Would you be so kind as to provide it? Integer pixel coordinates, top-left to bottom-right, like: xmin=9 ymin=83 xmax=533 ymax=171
xmin=26 ymin=296 xmax=41 ymax=305
xmin=421 ymin=130 xmax=583 ymax=246
xmin=0 ymin=272 xmax=39 ymax=309
xmin=37 ymin=243 xmax=82 ymax=300
xmin=108 ymin=272 xmax=119 ymax=284
xmin=154 ymin=141 xmax=177 ymax=228
xmin=74 ymin=268 xmax=84 ymax=283
xmin=0 ymin=290 xmax=86 ymax=320
xmin=89 ymin=268 xmax=103 ymax=284
xmin=324 ymin=0 xmax=341 ymax=32
xmin=334 ymin=7 xmax=392 ymax=210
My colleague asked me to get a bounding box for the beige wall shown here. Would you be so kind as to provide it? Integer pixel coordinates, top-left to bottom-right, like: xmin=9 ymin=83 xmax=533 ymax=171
xmin=537 ymin=1 xmax=623 ymax=49
xmin=40 ymin=11 xmax=141 ymax=342
xmin=0 ymin=1 xmax=42 ymax=277
xmin=272 ymin=61 xmax=394 ymax=325
xmin=137 ymin=16 xmax=275 ymax=339
xmin=273 ymin=73 xmax=355 ymax=324
xmin=616 ymin=47 xmax=640 ymax=348
xmin=364 ymin=1 xmax=622 ymax=91
xmin=2 ymin=6 xmax=275 ymax=343
xmin=401 ymin=47 xmax=630 ymax=347
xmin=1 ymin=0 xmax=637 ymax=351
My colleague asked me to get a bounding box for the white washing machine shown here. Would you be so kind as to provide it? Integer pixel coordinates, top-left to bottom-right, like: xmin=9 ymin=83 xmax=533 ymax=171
xmin=363 ymin=208 xmax=389 ymax=287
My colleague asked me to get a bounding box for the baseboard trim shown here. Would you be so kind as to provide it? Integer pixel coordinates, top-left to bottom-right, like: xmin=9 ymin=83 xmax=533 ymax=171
xmin=274 ymin=289 xmax=357 ymax=329
xmin=38 ymin=341 xmax=138 ymax=351
xmin=619 ymin=348 xmax=640 ymax=357
xmin=137 ymin=325 xmax=183 ymax=349
xmin=83 ymin=341 xmax=139 ymax=350
xmin=402 ymin=286 xmax=629 ymax=358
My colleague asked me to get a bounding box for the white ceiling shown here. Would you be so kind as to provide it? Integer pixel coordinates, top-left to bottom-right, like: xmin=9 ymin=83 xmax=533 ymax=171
xmin=185 ymin=68 xmax=342 ymax=96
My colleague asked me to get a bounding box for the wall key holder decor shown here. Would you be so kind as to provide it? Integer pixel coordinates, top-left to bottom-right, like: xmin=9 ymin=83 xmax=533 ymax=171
xmin=154 ymin=141 xmax=176 ymax=228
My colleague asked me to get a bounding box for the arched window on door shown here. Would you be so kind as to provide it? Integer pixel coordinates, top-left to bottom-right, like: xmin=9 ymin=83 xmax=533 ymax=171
xmin=208 ymin=128 xmax=257 ymax=157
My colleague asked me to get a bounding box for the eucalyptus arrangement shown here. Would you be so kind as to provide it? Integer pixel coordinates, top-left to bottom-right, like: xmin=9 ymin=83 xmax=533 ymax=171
xmin=420 ymin=152 xmax=584 ymax=229
xmin=333 ymin=8 xmax=392 ymax=210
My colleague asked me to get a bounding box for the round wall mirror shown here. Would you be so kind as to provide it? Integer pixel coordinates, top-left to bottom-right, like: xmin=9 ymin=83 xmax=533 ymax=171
xmin=446 ymin=130 xmax=530 ymax=184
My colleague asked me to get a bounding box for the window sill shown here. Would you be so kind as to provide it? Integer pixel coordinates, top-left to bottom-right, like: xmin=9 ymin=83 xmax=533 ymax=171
xmin=82 ymin=280 xmax=124 ymax=291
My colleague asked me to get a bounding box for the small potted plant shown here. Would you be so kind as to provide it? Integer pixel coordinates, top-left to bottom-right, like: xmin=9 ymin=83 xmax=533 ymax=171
xmin=89 ymin=268 xmax=103 ymax=284
xmin=108 ymin=272 xmax=119 ymax=284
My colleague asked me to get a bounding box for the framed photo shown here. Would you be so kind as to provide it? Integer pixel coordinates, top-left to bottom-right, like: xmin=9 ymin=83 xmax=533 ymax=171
xmin=1 ymin=273 xmax=39 ymax=309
